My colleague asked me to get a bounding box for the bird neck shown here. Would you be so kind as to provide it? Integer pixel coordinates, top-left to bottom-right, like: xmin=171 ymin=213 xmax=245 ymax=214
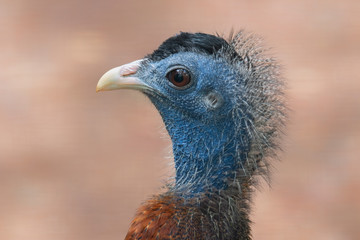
xmin=163 ymin=114 xmax=250 ymax=195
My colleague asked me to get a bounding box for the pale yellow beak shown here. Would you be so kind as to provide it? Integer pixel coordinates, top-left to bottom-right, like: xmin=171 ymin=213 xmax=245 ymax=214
xmin=96 ymin=59 xmax=151 ymax=92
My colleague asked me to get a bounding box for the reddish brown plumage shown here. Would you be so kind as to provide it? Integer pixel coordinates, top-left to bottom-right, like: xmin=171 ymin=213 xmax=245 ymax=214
xmin=125 ymin=195 xmax=180 ymax=240
xmin=124 ymin=188 xmax=253 ymax=239
xmin=125 ymin=194 xmax=212 ymax=240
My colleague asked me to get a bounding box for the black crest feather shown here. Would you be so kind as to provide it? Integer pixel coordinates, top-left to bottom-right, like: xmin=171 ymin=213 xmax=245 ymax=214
xmin=148 ymin=32 xmax=239 ymax=61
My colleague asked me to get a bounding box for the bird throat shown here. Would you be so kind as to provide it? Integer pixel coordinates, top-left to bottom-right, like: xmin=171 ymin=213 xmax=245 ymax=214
xmin=165 ymin=115 xmax=250 ymax=195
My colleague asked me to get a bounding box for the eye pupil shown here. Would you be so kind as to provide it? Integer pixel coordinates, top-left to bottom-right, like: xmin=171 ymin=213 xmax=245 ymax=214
xmin=166 ymin=68 xmax=192 ymax=89
xmin=174 ymin=71 xmax=184 ymax=83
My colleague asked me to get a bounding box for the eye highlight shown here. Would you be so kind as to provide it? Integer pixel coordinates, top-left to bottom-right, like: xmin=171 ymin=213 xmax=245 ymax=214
xmin=166 ymin=68 xmax=192 ymax=89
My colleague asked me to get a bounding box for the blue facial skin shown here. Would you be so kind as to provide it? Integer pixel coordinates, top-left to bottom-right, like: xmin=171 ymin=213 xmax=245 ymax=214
xmin=138 ymin=52 xmax=251 ymax=195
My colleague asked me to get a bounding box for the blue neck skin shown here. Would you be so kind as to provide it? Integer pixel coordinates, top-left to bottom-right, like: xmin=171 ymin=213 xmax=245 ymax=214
xmin=156 ymin=106 xmax=250 ymax=195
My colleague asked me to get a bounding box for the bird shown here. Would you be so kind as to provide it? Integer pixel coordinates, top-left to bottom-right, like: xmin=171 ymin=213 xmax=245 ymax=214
xmin=96 ymin=31 xmax=286 ymax=240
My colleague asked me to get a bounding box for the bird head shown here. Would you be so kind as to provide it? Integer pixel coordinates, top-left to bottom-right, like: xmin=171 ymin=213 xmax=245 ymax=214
xmin=97 ymin=32 xmax=284 ymax=195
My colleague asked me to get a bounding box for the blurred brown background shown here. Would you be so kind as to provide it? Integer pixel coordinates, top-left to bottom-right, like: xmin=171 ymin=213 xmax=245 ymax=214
xmin=1 ymin=0 xmax=359 ymax=239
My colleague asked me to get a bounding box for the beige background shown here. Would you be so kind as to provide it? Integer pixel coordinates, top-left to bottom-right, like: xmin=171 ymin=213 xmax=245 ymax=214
xmin=1 ymin=0 xmax=359 ymax=239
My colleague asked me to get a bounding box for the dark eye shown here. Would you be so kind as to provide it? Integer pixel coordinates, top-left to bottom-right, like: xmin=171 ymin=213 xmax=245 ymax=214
xmin=166 ymin=68 xmax=192 ymax=89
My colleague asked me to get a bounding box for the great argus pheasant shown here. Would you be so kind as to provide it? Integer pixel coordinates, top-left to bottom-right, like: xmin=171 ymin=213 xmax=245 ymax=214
xmin=96 ymin=31 xmax=286 ymax=240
